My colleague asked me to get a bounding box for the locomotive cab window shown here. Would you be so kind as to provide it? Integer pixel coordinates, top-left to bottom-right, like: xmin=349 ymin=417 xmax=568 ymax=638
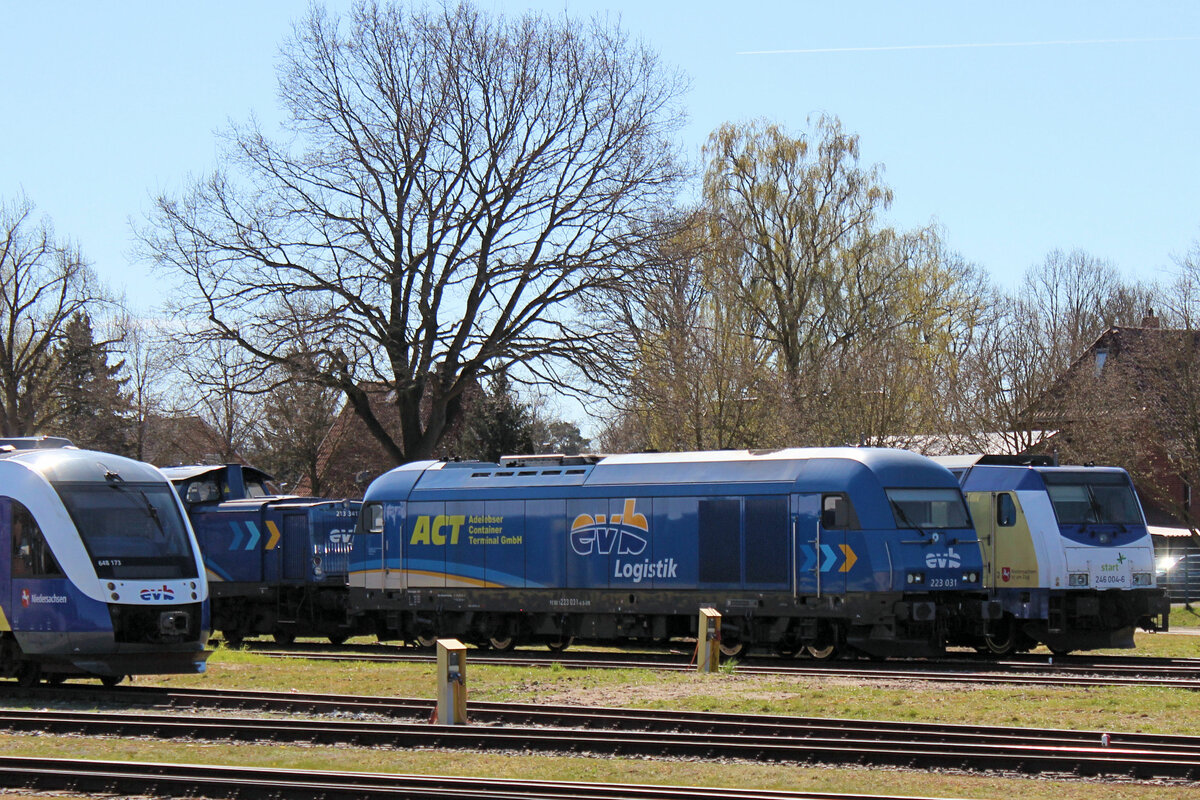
xmin=996 ymin=494 xmax=1018 ymax=527
xmin=821 ymin=494 xmax=858 ymax=529
xmin=10 ymin=501 xmax=64 ymax=578
xmin=885 ymin=488 xmax=970 ymax=529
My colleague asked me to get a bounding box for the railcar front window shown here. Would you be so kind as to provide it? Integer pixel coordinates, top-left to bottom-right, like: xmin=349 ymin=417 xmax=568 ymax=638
xmin=1041 ymin=471 xmax=1142 ymax=525
xmin=885 ymin=488 xmax=970 ymax=529
xmin=54 ymin=482 xmax=198 ymax=579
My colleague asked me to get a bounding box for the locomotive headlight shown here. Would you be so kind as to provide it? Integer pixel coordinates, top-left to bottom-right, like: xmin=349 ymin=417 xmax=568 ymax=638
xmin=111 ymin=593 xmax=119 ymax=601
xmin=906 ymin=571 xmax=926 ymax=585
xmin=962 ymin=571 xmax=979 ymax=583
xmin=1068 ymin=573 xmax=1089 ymax=587
xmin=1133 ymin=572 xmax=1153 ymax=586
xmin=1099 ymin=532 xmax=1112 ymax=545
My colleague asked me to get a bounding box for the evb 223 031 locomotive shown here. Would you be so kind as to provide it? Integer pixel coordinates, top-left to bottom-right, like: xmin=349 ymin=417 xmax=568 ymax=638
xmin=348 ymin=447 xmax=999 ymax=658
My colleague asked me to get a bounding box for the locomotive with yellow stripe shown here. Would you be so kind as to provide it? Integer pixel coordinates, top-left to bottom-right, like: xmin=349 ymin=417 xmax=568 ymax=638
xmin=162 ymin=464 xmax=360 ymax=645
xmin=350 ymin=448 xmax=998 ymax=658
xmin=937 ymin=455 xmax=1169 ymax=655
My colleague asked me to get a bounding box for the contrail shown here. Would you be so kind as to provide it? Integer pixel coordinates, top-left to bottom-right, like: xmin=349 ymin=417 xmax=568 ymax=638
xmin=739 ymin=36 xmax=1200 ymax=55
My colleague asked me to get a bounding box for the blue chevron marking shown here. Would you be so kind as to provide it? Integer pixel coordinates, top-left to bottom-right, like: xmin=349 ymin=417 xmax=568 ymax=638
xmin=820 ymin=544 xmax=839 ymax=572
xmin=229 ymin=522 xmax=245 ymax=551
xmin=244 ymin=521 xmax=261 ymax=550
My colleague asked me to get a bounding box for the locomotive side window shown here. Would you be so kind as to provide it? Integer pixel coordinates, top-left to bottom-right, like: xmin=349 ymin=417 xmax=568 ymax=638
xmin=11 ymin=501 xmax=64 ymax=578
xmin=361 ymin=502 xmax=385 ymax=534
xmin=185 ymin=479 xmax=221 ymax=503
xmin=996 ymin=494 xmax=1017 ymax=527
xmin=821 ymin=494 xmax=859 ymax=529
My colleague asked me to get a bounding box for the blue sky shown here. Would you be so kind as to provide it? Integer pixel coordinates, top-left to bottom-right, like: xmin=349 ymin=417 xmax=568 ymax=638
xmin=3 ymin=1 xmax=1199 ymax=314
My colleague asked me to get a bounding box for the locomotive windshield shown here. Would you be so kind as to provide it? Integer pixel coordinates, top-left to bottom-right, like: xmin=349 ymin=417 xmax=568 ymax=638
xmin=54 ymin=482 xmax=199 ymax=579
xmin=1040 ymin=471 xmax=1142 ymax=526
xmin=885 ymin=488 xmax=970 ymax=529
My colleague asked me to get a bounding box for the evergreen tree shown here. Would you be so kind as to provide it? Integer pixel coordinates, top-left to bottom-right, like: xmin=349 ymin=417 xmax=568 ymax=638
xmin=53 ymin=313 xmax=133 ymax=453
xmin=458 ymin=374 xmax=535 ymax=463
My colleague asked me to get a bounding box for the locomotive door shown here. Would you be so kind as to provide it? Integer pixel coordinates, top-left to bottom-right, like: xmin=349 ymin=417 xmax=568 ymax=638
xmin=282 ymin=514 xmax=309 ymax=581
xmin=791 ymin=494 xmax=823 ymax=597
xmin=967 ymin=492 xmax=998 ymax=590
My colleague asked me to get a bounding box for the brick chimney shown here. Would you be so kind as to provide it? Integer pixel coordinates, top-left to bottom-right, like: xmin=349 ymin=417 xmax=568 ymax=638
xmin=1142 ymin=308 xmax=1160 ymax=328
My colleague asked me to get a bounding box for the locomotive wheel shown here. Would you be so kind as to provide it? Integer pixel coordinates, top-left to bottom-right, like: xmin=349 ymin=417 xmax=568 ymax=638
xmin=273 ymin=630 xmax=296 ymax=646
xmin=978 ymin=620 xmax=1018 ymax=656
xmin=488 ymin=635 xmax=516 ymax=652
xmin=100 ymin=675 xmax=125 ymax=687
xmin=327 ymin=634 xmax=348 ymax=646
xmin=414 ymin=633 xmax=437 ymax=650
xmin=805 ymin=643 xmax=839 ymax=660
xmin=546 ymin=636 xmax=574 ymax=652
xmin=222 ymin=628 xmax=245 ymax=647
xmin=719 ymin=639 xmax=746 ymax=658
xmin=15 ymin=662 xmax=40 ymax=687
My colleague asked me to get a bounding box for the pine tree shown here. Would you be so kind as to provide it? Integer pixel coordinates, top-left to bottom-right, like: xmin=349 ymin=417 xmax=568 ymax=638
xmin=53 ymin=313 xmax=133 ymax=454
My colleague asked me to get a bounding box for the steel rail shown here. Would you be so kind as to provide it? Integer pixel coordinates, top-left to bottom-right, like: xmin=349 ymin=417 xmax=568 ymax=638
xmin=0 ymin=755 xmax=957 ymax=800
xmin=1 ymin=697 xmax=1199 ymax=781
xmin=247 ymin=647 xmax=1200 ymax=689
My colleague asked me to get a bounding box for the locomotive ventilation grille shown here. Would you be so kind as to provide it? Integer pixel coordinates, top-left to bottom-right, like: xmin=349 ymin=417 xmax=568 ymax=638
xmin=108 ymin=602 xmax=202 ymax=644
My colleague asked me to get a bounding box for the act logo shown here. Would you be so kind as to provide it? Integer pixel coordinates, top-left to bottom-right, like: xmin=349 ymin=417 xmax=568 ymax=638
xmin=570 ymin=499 xmax=648 ymax=556
xmin=140 ymin=585 xmax=175 ymax=601
xmin=20 ymin=589 xmax=30 ymax=608
xmin=1001 ymin=566 xmax=1011 ymax=583
xmin=925 ymin=547 xmax=961 ymax=569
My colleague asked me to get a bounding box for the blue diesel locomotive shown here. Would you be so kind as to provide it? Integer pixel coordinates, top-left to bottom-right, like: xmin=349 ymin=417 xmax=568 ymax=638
xmin=0 ymin=439 xmax=210 ymax=685
xmin=350 ymin=448 xmax=998 ymax=658
xmin=938 ymin=454 xmax=1169 ymax=655
xmin=162 ymin=464 xmax=360 ymax=645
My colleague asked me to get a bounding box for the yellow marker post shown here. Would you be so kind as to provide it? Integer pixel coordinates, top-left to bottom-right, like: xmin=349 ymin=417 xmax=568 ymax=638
xmin=436 ymin=638 xmax=468 ymax=725
xmin=697 ymin=608 xmax=721 ymax=673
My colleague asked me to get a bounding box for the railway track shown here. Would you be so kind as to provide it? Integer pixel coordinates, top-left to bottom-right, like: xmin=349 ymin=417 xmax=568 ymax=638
xmin=0 ymin=755 xmax=952 ymax=800
xmin=4 ymin=685 xmax=1200 ymax=782
xmin=242 ymin=644 xmax=1200 ymax=689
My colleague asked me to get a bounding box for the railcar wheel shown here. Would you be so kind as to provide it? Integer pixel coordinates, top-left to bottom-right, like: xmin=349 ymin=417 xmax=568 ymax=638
xmin=222 ymin=629 xmax=245 ymax=647
xmin=273 ymin=630 xmax=296 ymax=646
xmin=15 ymin=663 xmax=40 ymax=687
xmin=100 ymin=675 xmax=125 ymax=687
xmin=414 ymin=633 xmax=437 ymax=650
xmin=327 ymin=634 xmax=348 ymax=646
xmin=805 ymin=643 xmax=839 ymax=660
xmin=546 ymin=636 xmax=574 ymax=652
xmin=488 ymin=635 xmax=516 ymax=652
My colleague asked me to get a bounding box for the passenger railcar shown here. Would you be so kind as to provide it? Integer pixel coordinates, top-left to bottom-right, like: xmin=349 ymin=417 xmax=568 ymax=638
xmin=350 ymin=448 xmax=998 ymax=659
xmin=937 ymin=454 xmax=1169 ymax=654
xmin=163 ymin=464 xmax=360 ymax=645
xmin=0 ymin=439 xmax=210 ymax=685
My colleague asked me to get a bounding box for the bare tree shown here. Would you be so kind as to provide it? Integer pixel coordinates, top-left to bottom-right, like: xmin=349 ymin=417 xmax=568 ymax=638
xmin=142 ymin=1 xmax=686 ymax=466
xmin=0 ymin=195 xmax=113 ymax=437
